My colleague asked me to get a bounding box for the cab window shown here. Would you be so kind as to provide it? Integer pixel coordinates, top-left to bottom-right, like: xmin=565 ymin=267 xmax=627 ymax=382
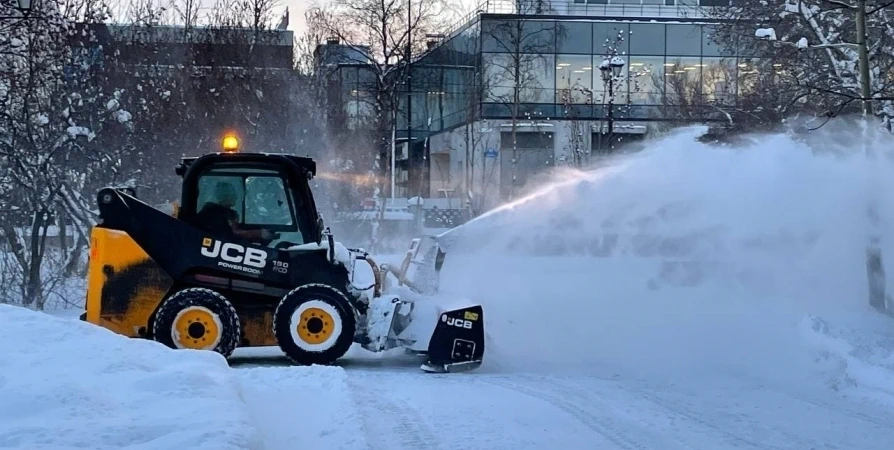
xmin=194 ymin=165 xmax=305 ymax=246
xmin=244 ymin=176 xmax=293 ymax=226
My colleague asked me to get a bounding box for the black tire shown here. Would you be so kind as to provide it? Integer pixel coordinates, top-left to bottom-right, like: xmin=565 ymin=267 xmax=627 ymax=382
xmin=273 ymin=284 xmax=356 ymax=366
xmin=153 ymin=288 xmax=241 ymax=358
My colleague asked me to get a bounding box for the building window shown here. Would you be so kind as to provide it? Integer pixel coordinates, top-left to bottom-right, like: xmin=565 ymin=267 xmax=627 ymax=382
xmin=664 ymin=57 xmax=702 ymax=105
xmin=701 ymin=57 xmax=736 ymax=105
xmin=737 ymin=58 xmax=762 ymax=99
xmin=483 ymin=53 xmax=556 ymax=104
xmin=666 ymin=24 xmax=702 ymax=56
xmin=481 ymin=19 xmax=555 ymax=54
xmin=593 ymin=22 xmax=629 ymax=55
xmin=443 ymin=68 xmax=472 ymax=125
xmin=628 ymin=23 xmax=664 ymax=56
xmin=483 ymin=53 xmax=514 ymax=102
xmin=627 ymin=56 xmax=665 ymax=104
xmin=556 ymin=22 xmax=592 ymax=54
xmin=556 ymin=55 xmax=594 ymax=104
xmin=699 ymin=0 xmax=731 ymax=5
xmin=701 ymin=25 xmax=733 ymax=57
xmin=520 ymin=54 xmax=556 ymax=104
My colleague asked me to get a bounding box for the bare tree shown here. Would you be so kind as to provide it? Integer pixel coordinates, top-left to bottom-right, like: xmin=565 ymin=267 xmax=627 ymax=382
xmin=557 ymin=67 xmax=592 ymax=167
xmin=170 ymin=0 xmax=201 ymax=32
xmin=481 ymin=14 xmax=560 ymax=200
xmin=307 ymin=0 xmax=451 ymax=199
xmin=707 ymin=0 xmax=894 ymax=128
xmin=0 ymin=0 xmax=135 ymax=308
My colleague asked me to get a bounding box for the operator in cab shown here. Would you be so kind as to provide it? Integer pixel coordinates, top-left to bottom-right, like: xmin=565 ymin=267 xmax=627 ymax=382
xmin=196 ymin=182 xmax=278 ymax=244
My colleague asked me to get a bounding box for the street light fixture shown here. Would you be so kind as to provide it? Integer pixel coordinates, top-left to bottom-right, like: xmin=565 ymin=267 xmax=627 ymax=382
xmin=2 ymin=0 xmax=34 ymax=19
xmin=598 ymin=56 xmax=625 ymax=152
xmin=599 ymin=56 xmax=625 ymax=81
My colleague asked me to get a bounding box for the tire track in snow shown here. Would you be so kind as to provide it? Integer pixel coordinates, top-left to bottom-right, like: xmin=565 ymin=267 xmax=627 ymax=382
xmin=481 ymin=374 xmax=673 ymax=450
xmin=346 ymin=376 xmax=441 ymax=450
xmin=602 ymin=382 xmax=781 ymax=450
xmin=235 ymin=365 xmax=368 ymax=450
xmin=542 ymin=376 xmax=707 ymax=450
xmin=734 ymin=373 xmax=894 ymax=430
xmin=597 ymin=378 xmax=816 ymax=450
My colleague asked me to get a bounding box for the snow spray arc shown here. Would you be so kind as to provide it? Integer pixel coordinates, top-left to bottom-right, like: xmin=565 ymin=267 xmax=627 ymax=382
xmin=200 ymin=238 xmax=267 ymax=275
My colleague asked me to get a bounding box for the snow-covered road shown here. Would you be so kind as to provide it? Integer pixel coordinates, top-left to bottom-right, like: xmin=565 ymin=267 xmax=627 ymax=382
xmin=231 ymin=345 xmax=894 ymax=450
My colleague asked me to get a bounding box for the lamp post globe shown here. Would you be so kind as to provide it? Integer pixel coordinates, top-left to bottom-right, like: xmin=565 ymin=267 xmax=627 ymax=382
xmin=609 ymin=56 xmax=625 ymax=78
xmin=17 ymin=0 xmax=32 ymax=12
xmin=598 ymin=59 xmax=611 ymax=82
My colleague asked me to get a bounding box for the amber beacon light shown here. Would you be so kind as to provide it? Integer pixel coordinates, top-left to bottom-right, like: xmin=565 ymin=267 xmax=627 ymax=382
xmin=222 ymin=133 xmax=240 ymax=152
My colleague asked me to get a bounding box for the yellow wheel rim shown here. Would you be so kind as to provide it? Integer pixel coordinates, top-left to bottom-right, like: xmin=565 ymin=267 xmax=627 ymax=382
xmin=297 ymin=307 xmax=335 ymax=345
xmin=172 ymin=307 xmax=221 ymax=350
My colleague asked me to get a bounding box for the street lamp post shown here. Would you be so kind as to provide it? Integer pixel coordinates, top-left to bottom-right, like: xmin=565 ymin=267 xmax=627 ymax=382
xmin=599 ymin=56 xmax=625 ymax=152
xmin=1 ymin=0 xmax=34 ymax=19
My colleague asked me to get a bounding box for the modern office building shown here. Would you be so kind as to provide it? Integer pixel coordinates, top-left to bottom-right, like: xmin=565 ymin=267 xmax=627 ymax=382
xmin=318 ymin=0 xmax=763 ymax=208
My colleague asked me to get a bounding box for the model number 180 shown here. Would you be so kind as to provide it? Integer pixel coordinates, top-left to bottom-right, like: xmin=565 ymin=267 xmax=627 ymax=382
xmin=273 ymin=260 xmax=289 ymax=274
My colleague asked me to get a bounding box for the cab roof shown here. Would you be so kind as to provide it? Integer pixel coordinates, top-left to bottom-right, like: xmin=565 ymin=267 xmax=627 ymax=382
xmin=175 ymin=152 xmax=317 ymax=178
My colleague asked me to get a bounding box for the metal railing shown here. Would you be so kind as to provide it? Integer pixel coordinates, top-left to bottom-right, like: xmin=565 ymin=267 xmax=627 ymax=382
xmin=478 ymin=0 xmax=718 ymax=19
xmin=432 ymin=0 xmax=724 ymax=55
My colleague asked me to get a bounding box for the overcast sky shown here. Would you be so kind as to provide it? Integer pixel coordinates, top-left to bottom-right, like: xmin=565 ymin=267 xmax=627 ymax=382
xmin=108 ymin=0 xmax=481 ymax=36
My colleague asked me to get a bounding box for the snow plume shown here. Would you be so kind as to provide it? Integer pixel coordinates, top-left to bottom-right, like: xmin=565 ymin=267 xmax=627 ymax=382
xmin=437 ymin=122 xmax=894 ymax=394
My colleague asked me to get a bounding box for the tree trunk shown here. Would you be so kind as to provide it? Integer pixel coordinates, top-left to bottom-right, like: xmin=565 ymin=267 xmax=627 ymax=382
xmin=57 ymin=206 xmax=68 ymax=259
xmin=24 ymin=211 xmax=47 ymax=309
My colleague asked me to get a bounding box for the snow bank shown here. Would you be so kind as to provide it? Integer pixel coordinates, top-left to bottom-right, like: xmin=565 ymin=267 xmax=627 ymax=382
xmin=438 ymin=123 xmax=894 ymax=392
xmin=0 ymin=305 xmax=262 ymax=450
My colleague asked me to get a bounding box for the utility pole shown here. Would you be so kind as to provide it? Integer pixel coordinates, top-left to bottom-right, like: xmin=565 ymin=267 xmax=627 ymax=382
xmin=857 ymin=0 xmax=887 ymax=313
xmin=755 ymin=1 xmax=886 ymax=313
xmin=404 ymin=0 xmax=412 ymax=205
xmin=856 ymin=0 xmax=871 ymax=117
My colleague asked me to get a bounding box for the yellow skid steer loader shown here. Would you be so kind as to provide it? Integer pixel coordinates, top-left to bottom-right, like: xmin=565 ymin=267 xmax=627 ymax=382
xmin=80 ymin=135 xmax=484 ymax=373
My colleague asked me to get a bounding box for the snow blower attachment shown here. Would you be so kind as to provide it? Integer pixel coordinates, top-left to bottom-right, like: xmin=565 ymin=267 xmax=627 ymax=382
xmin=80 ymin=143 xmax=484 ymax=373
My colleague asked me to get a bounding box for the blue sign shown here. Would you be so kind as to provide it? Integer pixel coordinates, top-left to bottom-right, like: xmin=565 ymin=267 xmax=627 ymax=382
xmin=485 ymin=148 xmax=498 ymax=158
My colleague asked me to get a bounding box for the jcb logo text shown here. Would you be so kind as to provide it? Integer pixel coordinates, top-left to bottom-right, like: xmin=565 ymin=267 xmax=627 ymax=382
xmin=441 ymin=314 xmax=473 ymax=329
xmin=201 ymin=238 xmax=267 ymax=270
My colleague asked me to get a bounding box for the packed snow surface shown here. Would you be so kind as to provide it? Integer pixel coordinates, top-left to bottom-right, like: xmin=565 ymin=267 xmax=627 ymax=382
xmin=0 ymin=305 xmax=262 ymax=450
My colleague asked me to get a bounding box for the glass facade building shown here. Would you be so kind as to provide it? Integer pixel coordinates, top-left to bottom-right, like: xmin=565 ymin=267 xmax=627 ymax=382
xmin=396 ymin=13 xmax=765 ymax=140
xmin=320 ymin=7 xmax=771 ymax=202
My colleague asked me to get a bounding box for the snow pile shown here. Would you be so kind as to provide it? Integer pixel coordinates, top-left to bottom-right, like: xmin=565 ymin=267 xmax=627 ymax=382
xmin=0 ymin=305 xmax=262 ymax=449
xmin=437 ymin=124 xmax=894 ymax=393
